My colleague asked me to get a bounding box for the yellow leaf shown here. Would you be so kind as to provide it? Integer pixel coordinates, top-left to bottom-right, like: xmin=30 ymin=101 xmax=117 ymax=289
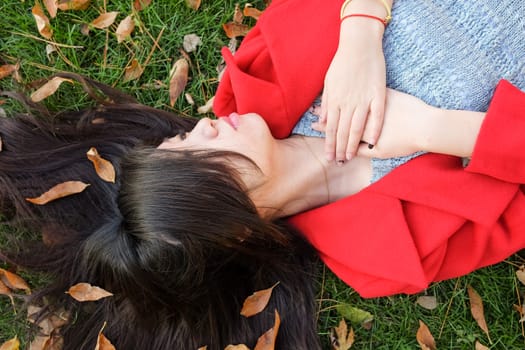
xmin=43 ymin=0 xmax=58 ymax=18
xmin=224 ymin=346 xmax=249 ymax=350
xmin=86 ymin=147 xmax=116 ymax=183
xmin=32 ymin=3 xmax=53 ymax=39
xmin=133 ymin=0 xmax=152 ymax=11
xmin=30 ymin=77 xmax=73 ymax=102
xmin=0 ymin=336 xmax=19 ymax=350
xmin=91 ymin=12 xmax=119 ymax=29
xmin=254 ymin=310 xmax=280 ymax=350
xmin=185 ymin=0 xmax=201 ymax=10
xmin=330 ymin=319 xmax=355 ymax=350
xmin=467 ymin=285 xmax=490 ymax=341
xmin=475 ymin=341 xmax=489 ymax=350
xmin=66 ymin=282 xmax=113 ymax=302
xmin=26 ymin=181 xmax=90 ymax=205
xmin=243 ymin=4 xmax=262 ymax=20
xmin=57 ymin=0 xmax=91 ymax=11
xmin=240 ymin=282 xmax=279 ymax=317
xmin=169 ymin=58 xmax=189 ymax=107
xmin=123 ymin=59 xmax=144 ymax=82
xmin=0 ymin=268 xmax=31 ymax=292
xmin=416 ymin=320 xmax=436 ymax=350
xmin=116 ymin=15 xmax=135 ymax=43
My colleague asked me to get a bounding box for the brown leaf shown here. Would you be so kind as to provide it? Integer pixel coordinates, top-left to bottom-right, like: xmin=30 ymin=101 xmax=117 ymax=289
xmin=26 ymin=181 xmax=89 ymax=205
xmin=475 ymin=341 xmax=489 ymax=350
xmin=0 ymin=64 xmax=17 ymax=80
xmin=185 ymin=0 xmax=201 ymax=10
xmin=197 ymin=347 xmax=208 ymax=350
xmin=123 ymin=59 xmax=144 ymax=82
xmin=254 ymin=310 xmax=280 ymax=350
xmin=416 ymin=320 xmax=436 ymax=350
xmin=95 ymin=332 xmax=115 ymax=350
xmin=0 ymin=336 xmax=20 ymax=350
xmin=57 ymin=0 xmax=91 ymax=11
xmin=240 ymin=282 xmax=279 ymax=317
xmin=416 ymin=296 xmax=438 ymax=310
xmin=243 ymin=4 xmax=262 ymax=20
xmin=467 ymin=285 xmax=490 ymax=340
xmin=222 ymin=22 xmax=251 ymax=38
xmin=169 ymin=58 xmax=189 ymax=107
xmin=0 ymin=279 xmax=11 ymax=295
xmin=133 ymin=0 xmax=152 ymax=11
xmin=0 ymin=268 xmax=31 ymax=292
xmin=30 ymin=77 xmax=73 ymax=102
xmin=32 ymin=3 xmax=53 ymax=39
xmin=43 ymin=0 xmax=58 ymax=18
xmin=86 ymin=147 xmax=116 ymax=183
xmin=330 ymin=319 xmax=355 ymax=350
xmin=66 ymin=282 xmax=113 ymax=302
xmin=116 ymin=15 xmax=134 ymax=43
xmin=516 ymin=266 xmax=525 ymax=285
xmin=233 ymin=3 xmax=243 ymax=24
xmin=91 ymin=12 xmax=119 ymax=29
xmin=224 ymin=345 xmax=249 ymax=350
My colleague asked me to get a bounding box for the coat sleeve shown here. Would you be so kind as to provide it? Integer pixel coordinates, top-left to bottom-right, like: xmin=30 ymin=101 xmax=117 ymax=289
xmin=289 ymin=81 xmax=525 ymax=298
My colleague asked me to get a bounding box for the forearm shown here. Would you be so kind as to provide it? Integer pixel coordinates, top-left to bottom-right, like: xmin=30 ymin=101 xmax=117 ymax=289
xmin=420 ymin=107 xmax=485 ymax=158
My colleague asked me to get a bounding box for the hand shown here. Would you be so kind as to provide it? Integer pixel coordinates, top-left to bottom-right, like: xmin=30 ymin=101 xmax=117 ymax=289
xmin=317 ymin=20 xmax=387 ymax=163
xmin=356 ymin=89 xmax=435 ymax=159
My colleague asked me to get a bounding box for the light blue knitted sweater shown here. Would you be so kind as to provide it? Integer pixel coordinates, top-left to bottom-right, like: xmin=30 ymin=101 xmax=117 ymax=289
xmin=293 ymin=0 xmax=525 ymax=183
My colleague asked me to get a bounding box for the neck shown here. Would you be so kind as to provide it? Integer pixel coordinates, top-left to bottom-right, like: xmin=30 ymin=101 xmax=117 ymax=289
xmin=254 ymin=135 xmax=372 ymax=219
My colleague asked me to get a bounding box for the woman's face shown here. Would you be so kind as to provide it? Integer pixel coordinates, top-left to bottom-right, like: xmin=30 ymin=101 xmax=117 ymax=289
xmin=158 ymin=113 xmax=275 ymax=179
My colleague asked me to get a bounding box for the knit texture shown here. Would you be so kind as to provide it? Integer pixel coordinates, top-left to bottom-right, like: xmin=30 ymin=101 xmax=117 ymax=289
xmin=294 ymin=0 xmax=525 ymax=182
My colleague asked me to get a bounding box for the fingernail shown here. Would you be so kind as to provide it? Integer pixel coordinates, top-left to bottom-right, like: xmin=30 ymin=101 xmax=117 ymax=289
xmin=337 ymin=160 xmax=345 ymax=167
xmin=368 ymin=143 xmax=375 ymax=149
xmin=346 ymin=154 xmax=353 ymax=161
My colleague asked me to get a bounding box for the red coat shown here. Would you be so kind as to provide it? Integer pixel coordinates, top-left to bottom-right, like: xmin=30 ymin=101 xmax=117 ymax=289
xmin=213 ymin=0 xmax=525 ymax=297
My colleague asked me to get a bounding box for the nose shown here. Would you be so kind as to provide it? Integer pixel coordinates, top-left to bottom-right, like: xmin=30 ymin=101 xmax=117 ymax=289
xmin=194 ymin=117 xmax=219 ymax=139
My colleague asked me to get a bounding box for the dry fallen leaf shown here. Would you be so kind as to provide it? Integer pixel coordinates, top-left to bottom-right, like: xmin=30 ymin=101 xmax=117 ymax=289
xmin=0 ymin=279 xmax=10 ymax=295
xmin=224 ymin=345 xmax=249 ymax=350
xmin=240 ymin=282 xmax=279 ymax=317
xmin=183 ymin=34 xmax=202 ymax=53
xmin=95 ymin=332 xmax=115 ymax=350
xmin=330 ymin=319 xmax=355 ymax=350
xmin=222 ymin=22 xmax=250 ymax=38
xmin=416 ymin=296 xmax=438 ymax=311
xmin=30 ymin=77 xmax=73 ymax=102
xmin=185 ymin=93 xmax=195 ymax=105
xmin=66 ymin=282 xmax=113 ymax=302
xmin=133 ymin=0 xmax=152 ymax=11
xmin=185 ymin=0 xmax=201 ymax=10
xmin=243 ymin=4 xmax=262 ymax=20
xmin=197 ymin=347 xmax=208 ymax=350
xmin=0 ymin=64 xmax=17 ymax=80
xmin=91 ymin=12 xmax=119 ymax=29
xmin=467 ymin=285 xmax=490 ymax=341
xmin=43 ymin=0 xmax=58 ymax=18
xmin=0 ymin=336 xmax=19 ymax=350
xmin=169 ymin=58 xmax=189 ymax=107
xmin=516 ymin=266 xmax=525 ymax=285
xmin=123 ymin=59 xmax=144 ymax=82
xmin=32 ymin=3 xmax=53 ymax=39
xmin=116 ymin=15 xmax=135 ymax=43
xmin=86 ymin=147 xmax=116 ymax=183
xmin=57 ymin=0 xmax=91 ymax=11
xmin=416 ymin=320 xmax=436 ymax=350
xmin=233 ymin=3 xmax=243 ymax=24
xmin=254 ymin=309 xmax=280 ymax=350
xmin=26 ymin=181 xmax=90 ymax=205
xmin=475 ymin=341 xmax=489 ymax=350
xmin=0 ymin=268 xmax=30 ymax=292
xmin=197 ymin=96 xmax=215 ymax=114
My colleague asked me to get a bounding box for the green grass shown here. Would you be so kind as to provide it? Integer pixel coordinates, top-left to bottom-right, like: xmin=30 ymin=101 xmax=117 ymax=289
xmin=1 ymin=0 xmax=525 ymax=348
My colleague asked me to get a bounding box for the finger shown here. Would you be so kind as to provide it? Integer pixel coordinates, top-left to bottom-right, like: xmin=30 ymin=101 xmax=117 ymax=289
xmin=346 ymin=106 xmax=368 ymax=160
xmin=311 ymin=121 xmax=326 ymax=132
xmin=363 ymin=95 xmax=386 ymax=146
xmin=335 ymin=108 xmax=353 ymax=162
xmin=324 ymin=107 xmax=340 ymax=161
xmin=356 ymin=141 xmax=375 ymax=158
xmin=319 ymin=90 xmax=328 ymax=123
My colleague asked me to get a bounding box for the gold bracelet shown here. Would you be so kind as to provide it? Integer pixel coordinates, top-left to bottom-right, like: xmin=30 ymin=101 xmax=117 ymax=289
xmin=340 ymin=0 xmax=393 ymax=24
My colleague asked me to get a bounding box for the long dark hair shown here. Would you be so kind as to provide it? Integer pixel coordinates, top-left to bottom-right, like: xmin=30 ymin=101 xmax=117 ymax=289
xmin=0 ymin=75 xmax=320 ymax=349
